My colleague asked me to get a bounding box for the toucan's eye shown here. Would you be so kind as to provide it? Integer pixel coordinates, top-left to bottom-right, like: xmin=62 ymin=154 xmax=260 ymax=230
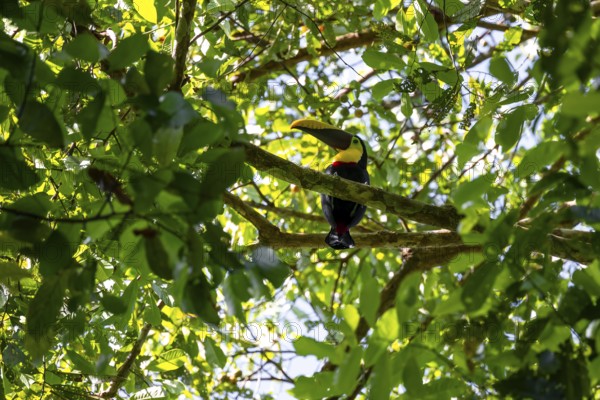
xmin=353 ymin=139 xmax=358 ymax=144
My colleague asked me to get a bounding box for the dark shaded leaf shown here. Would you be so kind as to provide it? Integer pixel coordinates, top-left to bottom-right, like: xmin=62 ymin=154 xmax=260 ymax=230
xmin=19 ymin=101 xmax=65 ymax=147
xmin=0 ymin=147 xmax=40 ymax=190
xmin=145 ymin=235 xmax=173 ymax=279
xmin=461 ymin=262 xmax=501 ymax=312
xmin=63 ymin=32 xmax=108 ymax=62
xmin=76 ymin=93 xmax=106 ymax=140
xmin=144 ymin=50 xmax=174 ymax=95
xmin=106 ymin=33 xmax=149 ymax=71
xmin=100 ymin=294 xmax=128 ymax=314
xmin=26 ymin=276 xmax=65 ymax=357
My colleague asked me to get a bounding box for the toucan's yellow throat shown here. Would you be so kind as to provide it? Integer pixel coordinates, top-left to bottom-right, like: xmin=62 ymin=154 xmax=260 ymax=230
xmin=333 ymin=137 xmax=363 ymax=163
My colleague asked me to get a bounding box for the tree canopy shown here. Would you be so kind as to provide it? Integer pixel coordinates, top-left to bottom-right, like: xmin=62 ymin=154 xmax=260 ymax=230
xmin=1 ymin=0 xmax=600 ymax=399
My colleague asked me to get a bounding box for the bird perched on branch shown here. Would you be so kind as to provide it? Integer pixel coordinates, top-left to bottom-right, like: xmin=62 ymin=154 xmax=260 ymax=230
xmin=290 ymin=119 xmax=369 ymax=249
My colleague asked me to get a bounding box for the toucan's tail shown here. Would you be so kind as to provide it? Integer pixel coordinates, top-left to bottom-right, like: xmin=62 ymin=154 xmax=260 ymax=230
xmin=326 ymin=228 xmax=355 ymax=249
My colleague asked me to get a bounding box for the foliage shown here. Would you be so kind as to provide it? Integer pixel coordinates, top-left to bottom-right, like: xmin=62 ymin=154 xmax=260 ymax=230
xmin=0 ymin=0 xmax=599 ymax=399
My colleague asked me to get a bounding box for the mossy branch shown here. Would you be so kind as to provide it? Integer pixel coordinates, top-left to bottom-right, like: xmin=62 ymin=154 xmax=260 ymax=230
xmin=238 ymin=142 xmax=463 ymax=230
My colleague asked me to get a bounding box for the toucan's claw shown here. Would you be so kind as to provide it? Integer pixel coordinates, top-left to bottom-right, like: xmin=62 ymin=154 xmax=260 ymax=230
xmin=325 ymin=229 xmax=355 ymax=249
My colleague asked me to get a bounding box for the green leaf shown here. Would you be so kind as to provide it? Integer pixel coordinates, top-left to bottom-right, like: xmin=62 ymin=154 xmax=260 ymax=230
xmin=452 ymin=174 xmax=493 ymax=208
xmin=359 ymin=272 xmax=380 ymax=327
xmin=0 ymin=105 xmax=9 ymax=123
xmin=178 ymin=119 xmax=223 ymax=155
xmin=374 ymin=0 xmax=401 ymax=20
xmin=26 ymin=276 xmax=65 ymax=358
xmin=76 ymin=93 xmax=106 ymax=140
xmin=291 ymin=372 xmax=340 ymax=399
xmin=144 ymin=50 xmax=174 ymax=95
xmin=369 ymin=352 xmax=392 ymax=398
xmin=222 ymin=272 xmax=249 ymax=320
xmin=100 ymin=294 xmax=128 ymax=314
xmin=37 ymin=228 xmax=77 ymax=276
xmin=294 ymin=337 xmax=340 ymax=362
xmin=144 ymin=235 xmax=172 ymax=279
xmin=63 ymin=32 xmax=108 ymax=62
xmin=204 ymin=337 xmax=226 ymax=368
xmin=148 ymin=349 xmax=187 ymax=372
xmin=433 ymin=288 xmax=465 ymax=316
xmin=490 ymin=56 xmax=517 ymax=86
xmin=401 ymin=92 xmax=413 ymax=117
xmin=461 ymin=262 xmax=501 ymax=312
xmin=159 ymin=91 xmax=199 ymax=128
xmin=143 ymin=300 xmax=162 ymax=326
xmin=0 ymin=147 xmax=40 ymax=190
xmin=252 ymin=247 xmax=289 ymax=288
xmin=414 ymin=0 xmax=439 ymax=42
xmin=106 ymin=33 xmax=149 ymax=71
xmin=495 ymin=106 xmax=527 ymax=150
xmin=403 ymin=356 xmax=423 ymax=396
xmin=153 ymin=126 xmax=184 ymax=166
xmin=518 ymin=141 xmax=563 ymax=177
xmin=396 ymin=271 xmax=420 ymax=325
xmin=198 ymin=148 xmax=245 ymax=199
xmin=339 ymin=304 xmax=361 ymax=334
xmin=432 ymin=0 xmax=464 ymax=17
xmin=0 ymin=261 xmax=32 ymax=282
xmin=464 ymin=116 xmax=493 ymax=144
xmin=66 ymin=350 xmax=96 ymax=375
xmin=115 ymin=279 xmax=140 ymax=331
xmin=362 ymin=49 xmax=404 ymax=70
xmin=0 ymin=0 xmax=22 ymax=18
xmin=562 ymin=91 xmax=600 ymax=117
xmin=130 ymin=169 xmax=173 ymax=212
xmin=372 ymin=79 xmax=398 ymax=100
xmin=19 ymin=101 xmax=65 ymax=147
xmin=55 ymin=66 xmax=100 ymax=95
xmin=373 ymin=308 xmax=399 ymax=342
xmin=333 ymin=347 xmax=362 ymax=395
xmin=182 ymin=275 xmax=220 ymax=325
xmin=133 ymin=0 xmax=158 ymax=23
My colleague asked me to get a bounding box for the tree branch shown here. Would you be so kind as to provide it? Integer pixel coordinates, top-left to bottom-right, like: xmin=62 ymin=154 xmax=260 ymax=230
xmin=237 ymin=142 xmax=463 ymax=230
xmin=170 ymin=0 xmax=198 ymax=91
xmin=99 ymin=301 xmax=164 ymax=398
xmin=229 ymin=147 xmax=594 ymax=264
xmin=230 ymin=31 xmax=377 ymax=83
xmin=100 ymin=323 xmax=152 ymax=397
xmin=247 ymin=200 xmax=378 ymax=232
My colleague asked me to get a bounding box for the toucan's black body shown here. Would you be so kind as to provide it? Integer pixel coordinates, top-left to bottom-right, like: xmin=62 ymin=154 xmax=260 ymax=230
xmin=290 ymin=119 xmax=369 ymax=249
xmin=321 ymin=157 xmax=369 ymax=249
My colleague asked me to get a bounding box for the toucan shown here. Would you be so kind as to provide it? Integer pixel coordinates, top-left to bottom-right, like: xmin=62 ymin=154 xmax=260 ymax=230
xmin=290 ymin=119 xmax=369 ymax=249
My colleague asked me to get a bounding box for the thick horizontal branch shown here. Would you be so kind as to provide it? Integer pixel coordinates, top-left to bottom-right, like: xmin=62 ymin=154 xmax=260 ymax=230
xmin=226 ymin=172 xmax=595 ymax=264
xmin=238 ymin=142 xmax=463 ymax=230
xmin=230 ymin=31 xmax=377 ymax=83
xmin=262 ymin=230 xmax=469 ymax=249
xmin=248 ymin=200 xmax=378 ymax=232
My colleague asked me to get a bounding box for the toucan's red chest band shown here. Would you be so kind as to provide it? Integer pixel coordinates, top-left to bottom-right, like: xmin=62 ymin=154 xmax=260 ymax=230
xmin=332 ymin=161 xmax=358 ymax=167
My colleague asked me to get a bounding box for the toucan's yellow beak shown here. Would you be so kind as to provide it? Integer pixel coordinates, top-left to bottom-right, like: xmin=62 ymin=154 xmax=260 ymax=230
xmin=290 ymin=119 xmax=341 ymax=131
xmin=290 ymin=119 xmax=353 ymax=150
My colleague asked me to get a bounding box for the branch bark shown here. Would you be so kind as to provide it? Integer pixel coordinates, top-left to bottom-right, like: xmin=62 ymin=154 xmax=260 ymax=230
xmin=230 ymin=31 xmax=377 ymax=84
xmin=100 ymin=323 xmax=153 ymax=398
xmin=99 ymin=301 xmax=165 ymax=398
xmin=225 ymin=191 xmax=595 ymax=264
xmin=237 ymin=142 xmax=463 ymax=230
xmin=170 ymin=0 xmax=197 ymax=91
